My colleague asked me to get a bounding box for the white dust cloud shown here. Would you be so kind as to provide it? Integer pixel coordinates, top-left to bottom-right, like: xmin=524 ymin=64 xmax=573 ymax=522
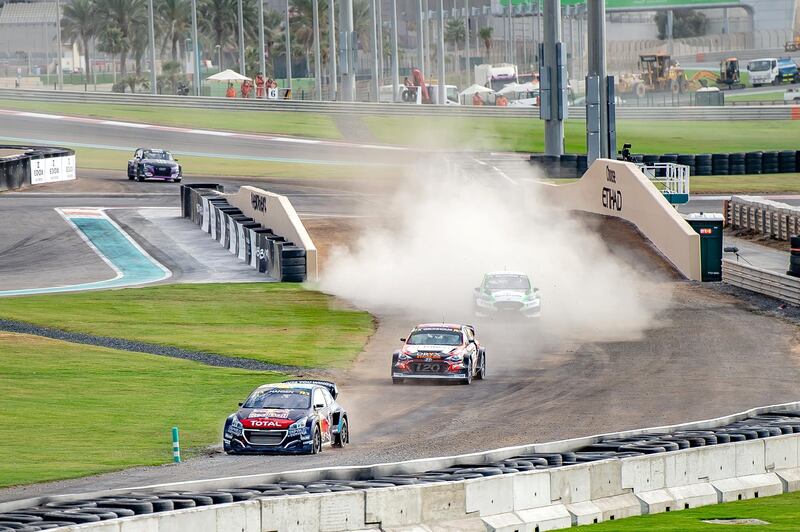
xmin=320 ymin=157 xmax=670 ymax=343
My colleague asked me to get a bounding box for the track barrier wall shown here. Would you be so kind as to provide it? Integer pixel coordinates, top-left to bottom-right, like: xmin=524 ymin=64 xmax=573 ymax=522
xmin=725 ymin=195 xmax=800 ymax=242
xmin=536 ymin=159 xmax=702 ymax=281
xmin=181 ymin=184 xmax=317 ymax=283
xmin=10 ymin=402 xmax=797 ymax=531
xmin=0 ymin=145 xmax=76 ymax=191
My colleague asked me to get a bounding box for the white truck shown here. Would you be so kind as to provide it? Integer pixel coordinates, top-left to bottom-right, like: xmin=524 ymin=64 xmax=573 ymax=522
xmin=747 ymin=58 xmax=779 ymax=87
xmin=378 ymin=84 xmax=459 ymax=105
xmin=785 ymin=88 xmax=800 ymax=103
xmin=474 ymin=63 xmax=518 ymax=92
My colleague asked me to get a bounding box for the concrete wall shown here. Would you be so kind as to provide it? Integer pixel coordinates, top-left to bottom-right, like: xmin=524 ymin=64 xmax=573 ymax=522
xmin=225 ymin=186 xmax=318 ymax=282
xmin=65 ymin=433 xmax=800 ymax=532
xmin=537 ymin=159 xmax=702 ymax=281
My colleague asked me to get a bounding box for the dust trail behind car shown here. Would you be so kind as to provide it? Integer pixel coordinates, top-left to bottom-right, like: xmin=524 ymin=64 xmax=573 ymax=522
xmin=320 ymin=156 xmax=673 ymax=349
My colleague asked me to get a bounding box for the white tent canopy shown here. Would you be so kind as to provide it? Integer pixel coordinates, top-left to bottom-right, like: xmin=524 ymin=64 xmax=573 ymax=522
xmin=206 ymin=69 xmax=251 ymax=82
xmin=459 ymin=84 xmax=495 ymax=97
xmin=497 ymin=82 xmax=531 ymax=95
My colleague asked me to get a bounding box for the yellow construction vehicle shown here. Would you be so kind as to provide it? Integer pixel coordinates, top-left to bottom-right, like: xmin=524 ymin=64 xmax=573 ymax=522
xmin=785 ymin=35 xmax=800 ymax=52
xmin=716 ymin=58 xmax=745 ymax=90
xmin=617 ymin=53 xmax=689 ymax=97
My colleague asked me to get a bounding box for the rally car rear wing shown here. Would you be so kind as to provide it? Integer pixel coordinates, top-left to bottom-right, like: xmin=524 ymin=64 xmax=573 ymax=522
xmin=282 ymin=380 xmax=339 ymax=399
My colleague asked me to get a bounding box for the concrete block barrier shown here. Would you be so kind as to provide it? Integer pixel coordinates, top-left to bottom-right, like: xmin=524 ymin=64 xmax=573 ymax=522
xmin=10 ymin=405 xmax=800 ymax=532
xmin=564 ymin=500 xmax=602 ymax=525
xmin=514 ymin=504 xmax=572 ymax=531
xmin=776 ymin=468 xmax=800 ymax=492
xmin=180 ymin=185 xmax=315 ymax=282
xmin=0 ymin=144 xmax=76 ymax=192
xmin=666 ymin=483 xmax=719 ymax=510
xmin=711 ymin=473 xmax=784 ymax=503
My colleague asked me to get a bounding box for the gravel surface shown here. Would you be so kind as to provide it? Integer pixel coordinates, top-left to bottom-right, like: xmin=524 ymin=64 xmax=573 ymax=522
xmin=0 ymin=318 xmax=302 ymax=374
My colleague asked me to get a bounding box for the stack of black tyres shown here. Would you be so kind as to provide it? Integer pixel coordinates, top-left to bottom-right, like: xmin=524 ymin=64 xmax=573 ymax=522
xmin=711 ymin=153 xmax=729 ymax=176
xmin=642 ymin=154 xmax=661 ymax=177
xmin=779 ymin=150 xmax=797 ymax=174
xmin=559 ymin=154 xmax=578 ymax=178
xmin=762 ymin=151 xmax=779 ymax=174
xmin=695 ymin=153 xmax=713 ymax=176
xmin=789 ymin=236 xmax=800 ymax=278
xmin=576 ymin=154 xmax=588 ymax=176
xmin=676 ymin=154 xmax=696 ymax=176
xmin=745 ymin=151 xmax=762 ymax=174
xmin=728 ymin=152 xmax=746 ymax=175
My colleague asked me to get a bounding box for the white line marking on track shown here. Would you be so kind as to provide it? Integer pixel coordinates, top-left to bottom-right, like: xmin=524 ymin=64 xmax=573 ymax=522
xmin=187 ymin=129 xmax=235 ymax=136
xmin=100 ymin=120 xmax=150 ymax=128
xmin=19 ymin=112 xmax=64 ymax=119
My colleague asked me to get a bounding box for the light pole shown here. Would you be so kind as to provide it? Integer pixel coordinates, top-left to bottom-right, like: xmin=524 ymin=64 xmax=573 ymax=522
xmin=148 ymin=0 xmax=157 ymax=93
xmin=238 ymin=0 xmax=246 ymax=76
xmin=416 ymin=0 xmax=424 ymax=77
xmin=259 ymin=0 xmax=267 ymax=77
xmin=376 ymin=0 xmax=383 ymax=85
xmin=437 ymin=0 xmax=444 ymax=104
xmin=587 ymin=0 xmax=608 ymax=159
xmin=542 ymin=0 xmax=564 ymax=156
xmin=285 ymin=0 xmax=292 ymax=92
xmin=464 ymin=0 xmax=470 ymax=85
xmin=215 ymin=44 xmax=222 ymax=70
xmin=328 ymin=0 xmax=337 ymax=100
xmin=371 ymin=0 xmax=380 ymax=100
xmin=313 ymin=0 xmax=322 ymax=99
xmin=340 ymin=0 xmax=355 ymax=101
xmin=390 ymin=0 xmax=399 ymax=102
xmin=55 ymin=0 xmax=63 ymax=89
xmin=190 ymin=0 xmax=200 ymax=95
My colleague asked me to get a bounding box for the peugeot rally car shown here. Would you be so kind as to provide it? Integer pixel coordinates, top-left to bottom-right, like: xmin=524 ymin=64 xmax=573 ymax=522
xmin=391 ymin=323 xmax=486 ymax=385
xmin=126 ymin=148 xmax=182 ymax=182
xmin=473 ymin=271 xmax=541 ymax=318
xmin=223 ymin=380 xmax=349 ymax=454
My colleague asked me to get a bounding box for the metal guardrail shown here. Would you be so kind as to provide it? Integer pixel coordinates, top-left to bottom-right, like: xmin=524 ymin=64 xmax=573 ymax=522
xmin=723 ymin=259 xmax=800 ymax=305
xmin=0 ymin=89 xmax=797 ymax=120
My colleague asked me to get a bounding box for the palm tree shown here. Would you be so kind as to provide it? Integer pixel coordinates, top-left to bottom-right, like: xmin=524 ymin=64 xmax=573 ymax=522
xmin=61 ymin=0 xmax=96 ymax=80
xmin=95 ymin=0 xmax=146 ymax=78
xmin=445 ymin=18 xmax=465 ymax=75
xmin=200 ymin=0 xmax=237 ymax=66
xmin=479 ymin=26 xmax=492 ymax=61
xmin=157 ymin=0 xmax=190 ymax=62
xmin=97 ymin=26 xmax=125 ymax=82
xmin=263 ymin=8 xmax=284 ymax=74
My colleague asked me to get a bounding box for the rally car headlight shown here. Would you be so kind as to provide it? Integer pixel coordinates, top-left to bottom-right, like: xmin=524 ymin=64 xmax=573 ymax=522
xmin=287 ymin=416 xmax=309 ymax=437
xmin=398 ymin=353 xmax=412 ymax=360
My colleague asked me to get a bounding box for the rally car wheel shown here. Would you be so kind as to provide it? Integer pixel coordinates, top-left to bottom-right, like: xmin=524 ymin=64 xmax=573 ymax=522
xmin=310 ymin=426 xmax=323 ymax=454
xmin=333 ymin=419 xmax=349 ymax=448
xmin=392 ymin=377 xmax=404 ymax=385
xmin=476 ymin=352 xmax=486 ymax=380
xmin=462 ymin=359 xmax=473 ymax=385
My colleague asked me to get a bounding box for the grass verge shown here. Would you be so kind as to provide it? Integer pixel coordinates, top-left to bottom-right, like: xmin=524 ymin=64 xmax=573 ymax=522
xmin=588 ymin=491 xmax=800 ymax=531
xmin=61 ymin=144 xmax=402 ymax=180
xmin=0 ymin=98 xmax=342 ymax=140
xmin=363 ymin=116 xmax=800 ymax=154
xmin=0 ymin=284 xmax=374 ymax=368
xmin=726 ymin=90 xmax=786 ymax=102
xmin=0 ymin=332 xmax=283 ymax=487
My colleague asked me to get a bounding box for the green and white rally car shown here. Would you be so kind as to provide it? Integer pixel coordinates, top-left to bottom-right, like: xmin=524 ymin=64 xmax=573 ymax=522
xmin=473 ymin=271 xmax=541 ymax=318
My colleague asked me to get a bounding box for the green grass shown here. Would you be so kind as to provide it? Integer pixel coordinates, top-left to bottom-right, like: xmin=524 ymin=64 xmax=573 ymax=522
xmin=589 ymin=491 xmax=800 ymax=531
xmin=0 ymin=284 xmax=374 ymax=368
xmin=726 ymin=91 xmax=785 ymax=102
xmin=363 ymin=116 xmax=800 ymax=154
xmin=0 ymin=98 xmax=342 ymax=139
xmin=0 ymin=332 xmax=283 ymax=487
xmin=55 ymin=144 xmax=402 ymax=180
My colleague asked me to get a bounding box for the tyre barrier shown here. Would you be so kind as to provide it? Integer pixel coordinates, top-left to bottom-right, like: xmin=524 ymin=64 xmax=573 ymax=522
xmin=182 ymin=184 xmax=307 ymax=282
xmin=0 ymin=145 xmax=76 ymax=192
xmin=530 ymin=149 xmax=800 ymax=179
xmin=3 ymin=410 xmax=800 ymax=531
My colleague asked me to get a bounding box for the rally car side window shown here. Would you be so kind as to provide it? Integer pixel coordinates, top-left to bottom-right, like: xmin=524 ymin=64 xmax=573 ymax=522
xmin=313 ymin=388 xmax=325 ymax=409
xmin=321 ymin=388 xmax=333 ymax=406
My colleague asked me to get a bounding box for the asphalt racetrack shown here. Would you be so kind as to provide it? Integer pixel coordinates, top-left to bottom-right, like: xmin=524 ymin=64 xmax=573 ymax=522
xmin=2 ymin=117 xmax=800 ymax=503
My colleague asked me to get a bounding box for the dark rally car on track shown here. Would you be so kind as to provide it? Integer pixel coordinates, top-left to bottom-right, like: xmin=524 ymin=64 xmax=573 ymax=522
xmin=127 ymin=148 xmax=182 ymax=182
xmin=391 ymin=323 xmax=486 ymax=385
xmin=223 ymin=380 xmax=349 ymax=455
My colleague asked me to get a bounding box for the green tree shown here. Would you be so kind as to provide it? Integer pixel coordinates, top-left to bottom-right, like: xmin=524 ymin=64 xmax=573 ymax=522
xmin=479 ymin=26 xmax=492 ymax=61
xmin=95 ymin=0 xmax=146 ymax=78
xmin=97 ymin=26 xmax=125 ymax=82
xmin=200 ymin=0 xmax=237 ymax=67
xmin=61 ymin=0 xmax=96 ymax=79
xmin=655 ymin=9 xmax=708 ymax=40
xmin=157 ymin=0 xmax=191 ymax=62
